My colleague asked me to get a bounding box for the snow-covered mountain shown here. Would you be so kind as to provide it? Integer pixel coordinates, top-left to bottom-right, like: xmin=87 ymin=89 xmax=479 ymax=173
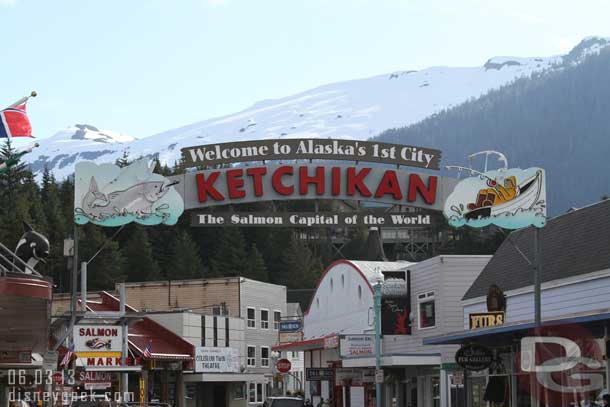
xmin=27 ymin=37 xmax=610 ymax=180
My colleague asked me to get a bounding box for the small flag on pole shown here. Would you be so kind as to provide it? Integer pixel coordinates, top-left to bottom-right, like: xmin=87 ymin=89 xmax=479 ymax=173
xmin=142 ymin=342 xmax=152 ymax=358
xmin=0 ymin=91 xmax=36 ymax=138
xmin=60 ymin=345 xmax=74 ymax=367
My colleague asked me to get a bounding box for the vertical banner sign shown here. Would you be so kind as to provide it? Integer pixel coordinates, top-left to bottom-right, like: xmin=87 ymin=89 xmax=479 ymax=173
xmin=381 ymin=271 xmax=411 ymax=335
xmin=139 ymin=377 xmax=145 ymax=405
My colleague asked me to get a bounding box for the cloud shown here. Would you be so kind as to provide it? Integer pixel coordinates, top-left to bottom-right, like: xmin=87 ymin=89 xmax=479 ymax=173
xmin=0 ymin=0 xmax=18 ymax=6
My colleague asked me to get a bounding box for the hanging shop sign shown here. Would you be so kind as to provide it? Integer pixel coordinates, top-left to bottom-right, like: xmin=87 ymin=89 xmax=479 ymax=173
xmin=181 ymin=139 xmax=442 ymax=170
xmin=469 ymin=311 xmax=505 ymax=330
xmin=279 ymin=320 xmax=302 ymax=332
xmin=73 ymin=325 xmax=123 ymax=353
xmin=74 ymin=158 xmax=184 ymax=227
xmin=275 ymin=358 xmax=292 ymax=373
xmin=455 ymin=343 xmax=494 ymax=371
xmin=195 ymin=347 xmax=239 ymax=373
xmin=279 ymin=331 xmax=304 ymax=344
xmin=444 ymin=165 xmax=546 ymax=229
xmin=191 ymin=211 xmax=433 ymax=227
xmin=169 ymin=163 xmax=455 ymax=211
xmin=381 ymin=272 xmax=411 ymax=335
xmin=0 ymin=350 xmax=31 ymax=363
xmin=340 ymin=335 xmax=374 ymax=357
xmin=323 ymin=335 xmax=340 ymax=349
xmin=306 ymin=368 xmax=335 ymax=381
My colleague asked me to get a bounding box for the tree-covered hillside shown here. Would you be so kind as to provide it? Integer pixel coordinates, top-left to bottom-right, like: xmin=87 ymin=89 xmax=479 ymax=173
xmin=378 ymin=46 xmax=610 ymax=214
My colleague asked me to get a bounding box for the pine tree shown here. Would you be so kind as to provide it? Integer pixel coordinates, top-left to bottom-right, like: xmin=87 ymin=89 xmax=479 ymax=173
xmin=120 ymin=225 xmax=162 ymax=282
xmin=167 ymin=230 xmax=204 ymax=280
xmin=278 ymin=236 xmax=322 ymax=289
xmin=244 ymin=243 xmax=269 ymax=282
xmin=79 ymin=224 xmax=126 ymax=291
xmin=210 ymin=228 xmax=248 ymax=276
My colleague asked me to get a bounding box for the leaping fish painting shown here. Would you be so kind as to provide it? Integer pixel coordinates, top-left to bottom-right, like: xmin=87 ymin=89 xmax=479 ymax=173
xmin=74 ymin=159 xmax=184 ymax=226
xmin=443 ymin=151 xmax=546 ymax=229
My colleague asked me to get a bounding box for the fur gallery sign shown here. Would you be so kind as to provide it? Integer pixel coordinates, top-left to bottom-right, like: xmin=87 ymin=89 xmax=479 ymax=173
xmin=181 ymin=139 xmax=442 ymax=170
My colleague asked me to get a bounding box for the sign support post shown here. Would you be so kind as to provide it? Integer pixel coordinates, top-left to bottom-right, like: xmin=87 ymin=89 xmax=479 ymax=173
xmin=534 ymin=228 xmax=542 ymax=328
xmin=373 ymin=271 xmax=383 ymax=407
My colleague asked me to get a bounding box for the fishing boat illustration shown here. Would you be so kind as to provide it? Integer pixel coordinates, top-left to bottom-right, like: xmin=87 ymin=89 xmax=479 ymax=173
xmin=85 ymin=338 xmax=112 ymax=350
xmin=444 ymin=151 xmax=546 ymax=228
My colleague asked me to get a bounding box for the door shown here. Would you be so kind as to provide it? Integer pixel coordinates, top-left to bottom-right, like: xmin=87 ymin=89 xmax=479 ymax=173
xmin=213 ymin=384 xmax=227 ymax=407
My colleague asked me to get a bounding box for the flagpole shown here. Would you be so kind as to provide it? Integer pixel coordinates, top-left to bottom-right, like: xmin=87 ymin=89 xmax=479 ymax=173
xmin=6 ymin=91 xmax=37 ymax=109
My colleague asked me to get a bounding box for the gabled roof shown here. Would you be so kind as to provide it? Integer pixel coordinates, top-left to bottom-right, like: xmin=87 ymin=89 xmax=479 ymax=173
xmin=85 ymin=292 xmax=194 ymax=360
xmin=463 ymin=199 xmax=610 ymax=300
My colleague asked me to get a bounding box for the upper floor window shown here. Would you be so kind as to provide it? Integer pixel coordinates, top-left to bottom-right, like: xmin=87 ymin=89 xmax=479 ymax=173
xmin=273 ymin=311 xmax=281 ymax=330
xmin=247 ymin=345 xmax=256 ymax=367
xmin=261 ymin=346 xmax=270 ymax=367
xmin=247 ymin=307 xmax=256 ymax=328
xmin=418 ymin=291 xmax=436 ymax=329
xmin=260 ymin=309 xmax=269 ymax=330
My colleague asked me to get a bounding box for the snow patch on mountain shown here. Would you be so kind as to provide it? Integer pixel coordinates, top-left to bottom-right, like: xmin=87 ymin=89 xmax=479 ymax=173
xmin=25 ymin=37 xmax=610 ymax=180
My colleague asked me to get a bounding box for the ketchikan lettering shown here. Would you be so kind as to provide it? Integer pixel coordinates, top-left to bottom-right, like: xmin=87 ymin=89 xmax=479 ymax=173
xmin=194 ymin=165 xmax=437 ymax=205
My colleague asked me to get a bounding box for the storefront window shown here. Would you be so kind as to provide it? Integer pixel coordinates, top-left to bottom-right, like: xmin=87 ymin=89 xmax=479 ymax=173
xmin=431 ymin=376 xmax=440 ymax=407
xmin=249 ymin=382 xmax=256 ymax=403
xmin=418 ymin=291 xmax=435 ymax=329
xmin=256 ymin=383 xmax=263 ymax=402
xmin=234 ymin=383 xmax=245 ymax=400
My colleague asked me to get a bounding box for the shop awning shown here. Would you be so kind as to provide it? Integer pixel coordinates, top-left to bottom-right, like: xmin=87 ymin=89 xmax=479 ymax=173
xmin=342 ymin=354 xmax=441 ymax=368
xmin=184 ymin=373 xmax=267 ymax=382
xmin=272 ymin=333 xmax=338 ymax=352
xmin=424 ymin=309 xmax=610 ymax=345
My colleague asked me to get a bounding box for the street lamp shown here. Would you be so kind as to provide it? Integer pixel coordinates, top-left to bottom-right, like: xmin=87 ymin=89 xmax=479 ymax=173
xmin=373 ymin=268 xmax=383 ymax=407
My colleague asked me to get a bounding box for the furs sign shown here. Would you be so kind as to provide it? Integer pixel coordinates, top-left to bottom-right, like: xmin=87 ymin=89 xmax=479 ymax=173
xmin=169 ymin=163 xmax=456 ymax=212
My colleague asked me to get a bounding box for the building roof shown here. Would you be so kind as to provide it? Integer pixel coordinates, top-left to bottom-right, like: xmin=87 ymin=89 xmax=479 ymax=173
xmin=287 ymin=289 xmax=315 ymax=313
xmin=85 ymin=292 xmax=194 ymax=360
xmin=463 ymin=199 xmax=610 ymax=300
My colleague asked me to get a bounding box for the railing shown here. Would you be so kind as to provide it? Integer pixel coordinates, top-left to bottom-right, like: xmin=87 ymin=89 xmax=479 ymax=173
xmin=0 ymin=241 xmax=42 ymax=277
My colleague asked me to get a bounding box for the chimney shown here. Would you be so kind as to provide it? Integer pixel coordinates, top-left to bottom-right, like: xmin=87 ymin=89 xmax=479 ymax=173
xmin=363 ymin=227 xmax=387 ymax=261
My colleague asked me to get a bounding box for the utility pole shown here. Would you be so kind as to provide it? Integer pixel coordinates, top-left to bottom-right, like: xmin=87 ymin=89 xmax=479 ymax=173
xmin=373 ymin=270 xmax=383 ymax=407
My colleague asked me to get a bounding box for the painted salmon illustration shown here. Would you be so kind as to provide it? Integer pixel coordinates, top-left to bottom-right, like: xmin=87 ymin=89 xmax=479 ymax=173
xmin=85 ymin=338 xmax=112 ymax=350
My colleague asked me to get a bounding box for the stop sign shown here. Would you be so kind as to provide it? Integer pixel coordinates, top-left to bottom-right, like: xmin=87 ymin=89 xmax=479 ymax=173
xmin=276 ymin=358 xmax=291 ymax=373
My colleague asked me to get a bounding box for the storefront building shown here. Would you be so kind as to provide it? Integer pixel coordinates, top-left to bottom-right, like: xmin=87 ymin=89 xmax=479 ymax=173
xmin=425 ymin=199 xmax=610 ymax=407
xmin=0 ymin=272 xmax=52 ymax=407
xmin=274 ymin=256 xmax=490 ymax=407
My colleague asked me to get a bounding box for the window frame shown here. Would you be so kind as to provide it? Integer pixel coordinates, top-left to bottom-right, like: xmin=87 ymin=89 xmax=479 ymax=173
xmin=247 ymin=307 xmax=256 ymax=329
xmin=248 ymin=382 xmax=255 ymax=403
xmin=256 ymin=383 xmax=263 ymax=403
xmin=247 ymin=345 xmax=256 ymax=367
xmin=273 ymin=310 xmax=281 ymax=330
xmin=417 ymin=291 xmax=436 ymax=330
xmin=260 ymin=308 xmax=269 ymax=330
xmin=260 ymin=346 xmax=270 ymax=368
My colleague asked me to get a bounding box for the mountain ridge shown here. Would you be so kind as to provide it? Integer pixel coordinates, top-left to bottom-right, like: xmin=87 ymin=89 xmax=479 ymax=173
xmin=25 ymin=37 xmax=610 ymax=180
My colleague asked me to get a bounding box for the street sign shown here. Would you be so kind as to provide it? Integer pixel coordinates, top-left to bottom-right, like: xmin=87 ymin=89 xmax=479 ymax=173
xmin=279 ymin=320 xmax=302 ymax=332
xmin=375 ymin=369 xmax=384 ymax=384
xmin=43 ymin=351 xmax=58 ymax=371
xmin=306 ymin=368 xmax=334 ymax=381
xmin=276 ymin=359 xmax=291 ymax=373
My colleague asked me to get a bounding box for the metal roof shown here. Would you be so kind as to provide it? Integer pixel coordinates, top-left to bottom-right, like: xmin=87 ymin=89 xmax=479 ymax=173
xmin=463 ymin=199 xmax=610 ymax=300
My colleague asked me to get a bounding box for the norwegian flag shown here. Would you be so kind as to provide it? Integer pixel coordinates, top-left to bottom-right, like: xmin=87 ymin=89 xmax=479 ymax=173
xmin=0 ymin=104 xmax=33 ymax=138
xmin=60 ymin=345 xmax=74 ymax=368
xmin=142 ymin=342 xmax=152 ymax=358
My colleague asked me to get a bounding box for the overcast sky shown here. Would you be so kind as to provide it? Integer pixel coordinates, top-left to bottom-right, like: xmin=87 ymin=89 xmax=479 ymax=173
xmin=2 ymin=0 xmax=608 ymax=141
